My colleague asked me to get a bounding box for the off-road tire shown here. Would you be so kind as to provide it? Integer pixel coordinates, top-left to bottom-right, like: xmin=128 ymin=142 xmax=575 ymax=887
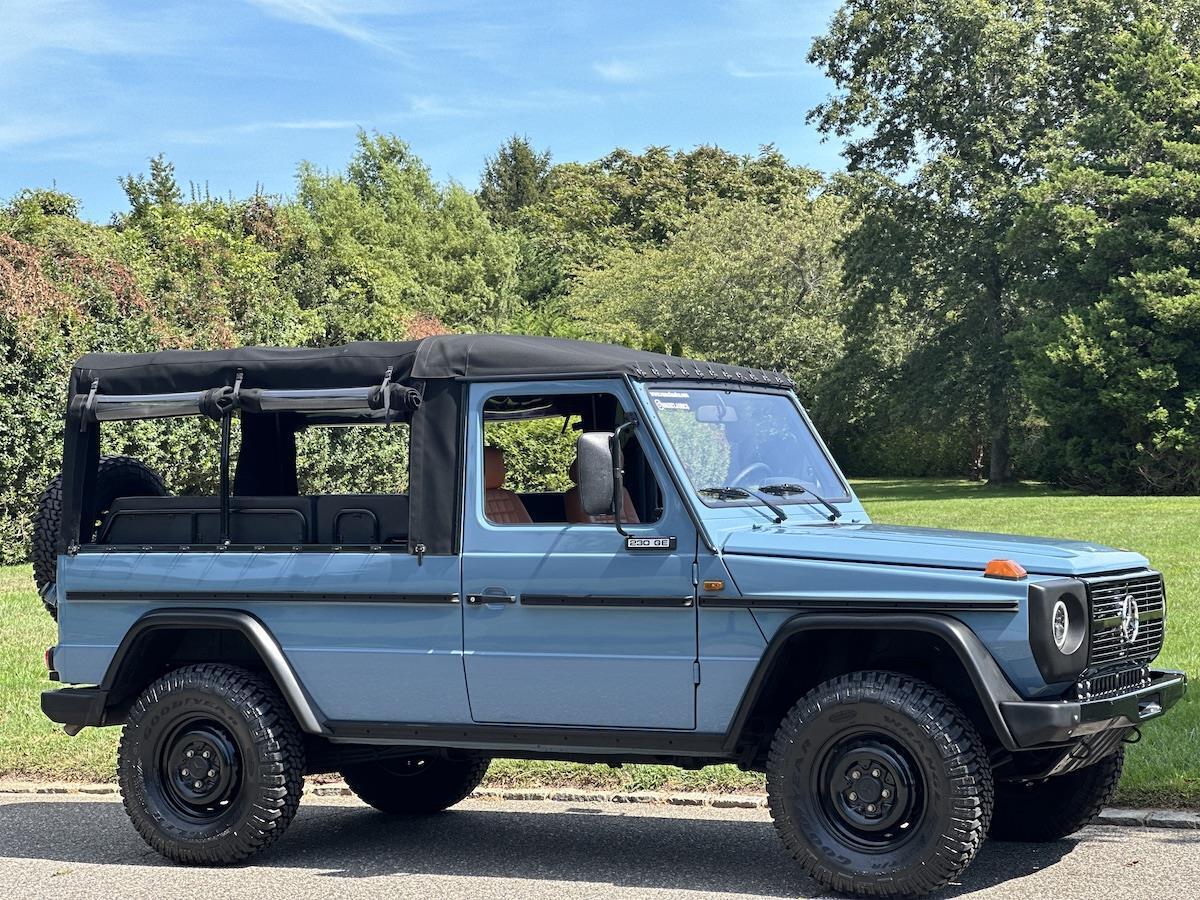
xmin=989 ymin=748 xmax=1124 ymax=842
xmin=767 ymin=671 xmax=994 ymax=898
xmin=117 ymin=664 xmax=304 ymax=865
xmin=32 ymin=455 xmax=166 ymax=616
xmin=342 ymin=754 xmax=490 ymax=814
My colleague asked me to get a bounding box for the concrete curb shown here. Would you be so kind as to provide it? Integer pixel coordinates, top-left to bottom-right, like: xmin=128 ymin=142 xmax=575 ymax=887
xmin=2 ymin=781 xmax=1197 ymax=827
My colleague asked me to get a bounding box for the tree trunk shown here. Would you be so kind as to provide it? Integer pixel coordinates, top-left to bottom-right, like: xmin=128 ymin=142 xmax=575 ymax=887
xmin=985 ymin=267 xmax=1014 ymax=485
xmin=988 ymin=419 xmax=1011 ymax=484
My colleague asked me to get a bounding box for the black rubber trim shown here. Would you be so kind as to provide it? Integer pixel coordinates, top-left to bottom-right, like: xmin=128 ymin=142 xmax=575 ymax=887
xmin=325 ymin=720 xmax=728 ymax=757
xmin=462 ymin=371 xmax=790 ymax=388
xmin=96 ymin=609 xmax=327 ymax=734
xmin=721 ymin=612 xmax=1026 ymax=752
xmin=76 ymin=544 xmax=411 ymax=554
xmin=1000 ymin=669 xmax=1187 ymax=747
xmin=719 ymin=550 xmax=990 ymax=574
xmin=41 ymin=686 xmax=109 ymax=727
xmin=698 ymin=595 xmax=1018 ymax=612
xmin=521 ymin=594 xmax=694 ymax=608
xmin=66 ymin=590 xmax=458 ymax=604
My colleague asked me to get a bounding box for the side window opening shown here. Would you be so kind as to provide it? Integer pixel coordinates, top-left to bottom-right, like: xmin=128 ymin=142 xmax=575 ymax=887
xmin=481 ymin=392 xmax=663 ymax=526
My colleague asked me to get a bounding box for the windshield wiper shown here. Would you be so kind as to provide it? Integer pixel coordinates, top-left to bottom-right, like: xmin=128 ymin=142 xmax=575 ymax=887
xmin=698 ymin=486 xmax=789 ymax=524
xmin=757 ymin=483 xmax=842 ymax=522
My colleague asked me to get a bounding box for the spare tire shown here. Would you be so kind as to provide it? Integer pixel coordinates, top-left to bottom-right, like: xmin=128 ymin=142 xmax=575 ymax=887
xmin=32 ymin=455 xmax=167 ymax=618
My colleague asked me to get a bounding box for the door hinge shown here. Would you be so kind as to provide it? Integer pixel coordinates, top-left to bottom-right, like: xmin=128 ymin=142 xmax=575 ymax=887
xmin=691 ymin=560 xmax=699 ymax=587
xmin=693 ymin=661 xmax=701 ymax=684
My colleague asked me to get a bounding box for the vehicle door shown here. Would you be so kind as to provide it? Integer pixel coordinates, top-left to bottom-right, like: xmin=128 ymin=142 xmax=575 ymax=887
xmin=460 ymin=379 xmax=699 ymax=729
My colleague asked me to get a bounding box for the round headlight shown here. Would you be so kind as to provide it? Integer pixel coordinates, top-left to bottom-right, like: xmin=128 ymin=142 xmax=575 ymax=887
xmin=1052 ymin=600 xmax=1070 ymax=651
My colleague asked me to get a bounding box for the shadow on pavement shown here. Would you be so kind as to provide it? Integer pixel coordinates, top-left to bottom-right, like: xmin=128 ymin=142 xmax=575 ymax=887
xmin=0 ymin=798 xmax=1109 ymax=897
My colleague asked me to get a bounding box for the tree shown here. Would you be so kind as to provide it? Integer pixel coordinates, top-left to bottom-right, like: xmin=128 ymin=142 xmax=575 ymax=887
xmin=514 ymin=144 xmax=821 ymax=308
xmin=808 ymin=0 xmax=1153 ymax=482
xmin=568 ymin=193 xmax=849 ymax=398
xmin=478 ymin=135 xmax=551 ymax=228
xmin=294 ymin=131 xmax=517 ymax=341
xmin=119 ymin=153 xmax=183 ymax=220
xmin=1013 ymin=15 xmax=1200 ymax=491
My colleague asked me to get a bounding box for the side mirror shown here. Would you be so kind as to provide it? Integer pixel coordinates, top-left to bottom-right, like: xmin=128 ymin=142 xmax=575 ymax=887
xmin=576 ymin=432 xmax=615 ymax=517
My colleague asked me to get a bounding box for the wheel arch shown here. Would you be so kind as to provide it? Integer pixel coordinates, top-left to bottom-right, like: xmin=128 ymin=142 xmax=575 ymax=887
xmin=722 ymin=613 xmax=1025 ymax=761
xmin=99 ymin=609 xmax=326 ymax=735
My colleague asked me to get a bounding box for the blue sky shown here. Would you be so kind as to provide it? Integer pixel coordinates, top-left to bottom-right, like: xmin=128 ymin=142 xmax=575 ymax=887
xmin=1 ymin=0 xmax=847 ymax=221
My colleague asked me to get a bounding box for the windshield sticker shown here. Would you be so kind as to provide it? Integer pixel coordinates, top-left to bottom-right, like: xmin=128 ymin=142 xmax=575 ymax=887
xmin=649 ymin=390 xmax=692 ymax=411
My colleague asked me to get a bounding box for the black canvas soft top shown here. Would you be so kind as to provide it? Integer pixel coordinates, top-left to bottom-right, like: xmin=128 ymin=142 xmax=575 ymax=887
xmin=70 ymin=334 xmax=793 ymax=397
xmin=61 ymin=334 xmax=795 ymax=558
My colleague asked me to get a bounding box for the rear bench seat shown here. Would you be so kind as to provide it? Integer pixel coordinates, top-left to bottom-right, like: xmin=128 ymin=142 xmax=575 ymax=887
xmin=98 ymin=495 xmax=409 ymax=546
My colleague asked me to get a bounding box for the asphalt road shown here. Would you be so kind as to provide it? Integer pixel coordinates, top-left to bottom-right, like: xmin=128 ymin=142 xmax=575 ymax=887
xmin=1 ymin=794 xmax=1197 ymax=899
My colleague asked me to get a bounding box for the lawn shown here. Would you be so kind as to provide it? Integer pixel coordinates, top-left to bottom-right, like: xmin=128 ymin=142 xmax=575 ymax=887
xmin=1 ymin=478 xmax=1196 ymax=805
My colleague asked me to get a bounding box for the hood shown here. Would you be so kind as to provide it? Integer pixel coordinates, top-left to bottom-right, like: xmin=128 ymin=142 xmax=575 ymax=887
xmin=721 ymin=523 xmax=1148 ymax=577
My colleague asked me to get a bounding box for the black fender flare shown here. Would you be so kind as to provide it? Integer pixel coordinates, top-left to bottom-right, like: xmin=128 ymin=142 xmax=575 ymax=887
xmin=720 ymin=612 xmax=1026 ymax=752
xmin=99 ymin=608 xmax=327 ymax=734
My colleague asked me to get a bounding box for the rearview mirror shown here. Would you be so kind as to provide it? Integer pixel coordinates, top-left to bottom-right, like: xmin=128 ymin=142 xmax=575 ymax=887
xmin=695 ymin=403 xmax=737 ymax=423
xmin=576 ymin=432 xmax=615 ymax=517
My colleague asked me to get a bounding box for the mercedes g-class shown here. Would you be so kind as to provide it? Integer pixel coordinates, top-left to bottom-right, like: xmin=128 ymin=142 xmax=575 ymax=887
xmin=37 ymin=335 xmax=1185 ymax=896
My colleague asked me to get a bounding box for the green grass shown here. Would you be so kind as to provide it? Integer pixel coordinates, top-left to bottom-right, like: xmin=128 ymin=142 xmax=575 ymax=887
xmin=1 ymin=478 xmax=1196 ymax=804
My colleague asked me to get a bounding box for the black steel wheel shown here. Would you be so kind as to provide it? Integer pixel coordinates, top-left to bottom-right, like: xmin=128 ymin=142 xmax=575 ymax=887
xmin=814 ymin=733 xmax=927 ymax=854
xmin=117 ymin=664 xmax=304 ymax=864
xmin=342 ymin=753 xmax=490 ymax=814
xmin=155 ymin=719 xmax=243 ymax=822
xmin=767 ymin=671 xmax=993 ymax=898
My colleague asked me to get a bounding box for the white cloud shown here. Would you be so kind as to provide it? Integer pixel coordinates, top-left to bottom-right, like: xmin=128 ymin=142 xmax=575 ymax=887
xmin=243 ymin=0 xmax=395 ymax=50
xmin=168 ymin=118 xmax=361 ymax=145
xmin=593 ymin=59 xmax=641 ymax=83
xmin=725 ymin=60 xmax=807 ymax=80
xmin=0 ymin=117 xmax=93 ymax=150
xmin=0 ymin=0 xmax=182 ymax=66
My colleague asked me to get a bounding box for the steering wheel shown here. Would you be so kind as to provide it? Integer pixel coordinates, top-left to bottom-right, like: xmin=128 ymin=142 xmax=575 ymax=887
xmin=730 ymin=462 xmax=772 ymax=488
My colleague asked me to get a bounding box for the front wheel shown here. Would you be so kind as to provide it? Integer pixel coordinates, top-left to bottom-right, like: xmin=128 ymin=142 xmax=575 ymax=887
xmin=990 ymin=748 xmax=1124 ymax=842
xmin=767 ymin=671 xmax=993 ymax=898
xmin=117 ymin=664 xmax=305 ymax=864
xmin=342 ymin=753 xmax=490 ymax=814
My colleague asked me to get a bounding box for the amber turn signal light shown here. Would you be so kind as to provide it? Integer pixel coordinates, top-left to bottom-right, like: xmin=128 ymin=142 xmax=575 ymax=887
xmin=984 ymin=559 xmax=1027 ymax=580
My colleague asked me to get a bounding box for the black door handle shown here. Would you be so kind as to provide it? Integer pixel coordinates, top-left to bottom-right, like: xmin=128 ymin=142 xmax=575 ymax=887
xmin=466 ymin=594 xmax=517 ymax=605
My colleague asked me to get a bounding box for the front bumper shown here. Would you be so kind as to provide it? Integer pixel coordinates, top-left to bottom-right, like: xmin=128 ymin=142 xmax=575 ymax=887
xmin=1000 ymin=668 xmax=1187 ymax=748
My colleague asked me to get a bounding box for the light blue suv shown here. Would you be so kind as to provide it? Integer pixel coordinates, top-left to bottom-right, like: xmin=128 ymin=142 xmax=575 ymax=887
xmin=37 ymin=335 xmax=1185 ymax=896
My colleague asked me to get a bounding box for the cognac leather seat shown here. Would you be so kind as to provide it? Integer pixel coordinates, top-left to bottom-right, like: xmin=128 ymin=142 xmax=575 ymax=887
xmin=484 ymin=446 xmax=533 ymax=525
xmin=564 ymin=457 xmax=639 ymax=525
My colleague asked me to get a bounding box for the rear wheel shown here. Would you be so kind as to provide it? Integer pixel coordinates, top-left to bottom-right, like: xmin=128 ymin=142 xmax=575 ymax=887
xmin=342 ymin=753 xmax=490 ymax=814
xmin=32 ymin=455 xmax=166 ymax=617
xmin=767 ymin=671 xmax=993 ymax=898
xmin=990 ymin=748 xmax=1124 ymax=842
xmin=117 ymin=664 xmax=304 ymax=864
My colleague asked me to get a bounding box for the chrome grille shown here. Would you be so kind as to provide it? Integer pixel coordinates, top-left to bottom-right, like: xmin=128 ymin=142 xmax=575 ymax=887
xmin=1083 ymin=571 xmax=1165 ymax=670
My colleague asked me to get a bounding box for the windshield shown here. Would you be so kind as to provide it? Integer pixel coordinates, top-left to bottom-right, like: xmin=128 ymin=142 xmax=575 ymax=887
xmin=646 ymin=387 xmax=849 ymax=507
